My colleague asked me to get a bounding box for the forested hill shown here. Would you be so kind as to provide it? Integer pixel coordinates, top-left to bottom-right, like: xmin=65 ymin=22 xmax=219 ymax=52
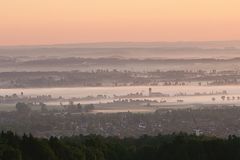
xmin=1 ymin=131 xmax=240 ymax=160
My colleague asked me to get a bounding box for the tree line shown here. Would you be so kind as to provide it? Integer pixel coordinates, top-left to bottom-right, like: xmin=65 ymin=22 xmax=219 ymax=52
xmin=1 ymin=131 xmax=240 ymax=160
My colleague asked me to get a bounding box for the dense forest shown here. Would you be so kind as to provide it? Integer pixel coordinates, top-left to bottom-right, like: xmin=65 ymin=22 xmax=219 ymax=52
xmin=1 ymin=131 xmax=240 ymax=160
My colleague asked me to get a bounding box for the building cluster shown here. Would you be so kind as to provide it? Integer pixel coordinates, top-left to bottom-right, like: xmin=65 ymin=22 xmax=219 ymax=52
xmin=0 ymin=105 xmax=240 ymax=138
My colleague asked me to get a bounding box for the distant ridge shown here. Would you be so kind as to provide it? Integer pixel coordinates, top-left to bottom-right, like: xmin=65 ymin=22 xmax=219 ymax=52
xmin=1 ymin=40 xmax=240 ymax=49
xmin=1 ymin=41 xmax=240 ymax=60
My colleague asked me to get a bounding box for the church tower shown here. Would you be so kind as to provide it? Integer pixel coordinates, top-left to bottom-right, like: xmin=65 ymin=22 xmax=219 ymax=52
xmin=149 ymin=88 xmax=152 ymax=97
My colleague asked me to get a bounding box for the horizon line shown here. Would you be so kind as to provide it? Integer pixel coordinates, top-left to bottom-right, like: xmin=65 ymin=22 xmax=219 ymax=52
xmin=1 ymin=40 xmax=240 ymax=48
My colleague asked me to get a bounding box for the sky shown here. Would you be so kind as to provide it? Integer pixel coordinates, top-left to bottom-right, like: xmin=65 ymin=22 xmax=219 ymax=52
xmin=0 ymin=0 xmax=240 ymax=45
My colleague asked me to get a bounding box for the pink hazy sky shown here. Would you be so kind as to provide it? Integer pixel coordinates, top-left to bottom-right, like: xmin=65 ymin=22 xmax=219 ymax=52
xmin=1 ymin=0 xmax=240 ymax=45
